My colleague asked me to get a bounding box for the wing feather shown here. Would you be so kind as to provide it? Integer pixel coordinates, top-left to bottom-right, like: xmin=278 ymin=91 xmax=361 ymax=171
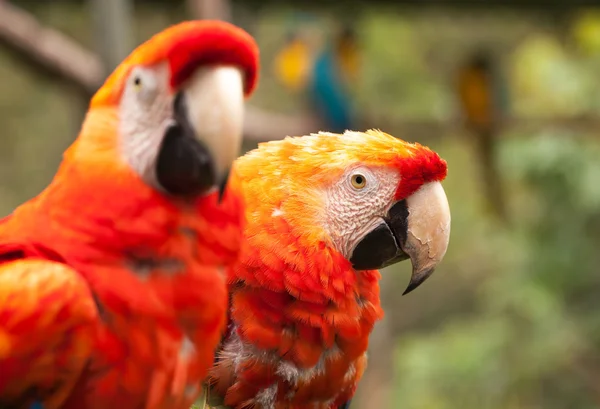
xmin=0 ymin=258 xmax=99 ymax=409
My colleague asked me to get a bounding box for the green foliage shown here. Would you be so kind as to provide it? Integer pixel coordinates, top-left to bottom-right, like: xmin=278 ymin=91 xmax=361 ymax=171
xmin=388 ymin=133 xmax=600 ymax=409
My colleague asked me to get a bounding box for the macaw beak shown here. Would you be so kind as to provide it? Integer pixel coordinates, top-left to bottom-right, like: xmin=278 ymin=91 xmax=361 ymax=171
xmin=349 ymin=181 xmax=451 ymax=294
xmin=155 ymin=65 xmax=245 ymax=200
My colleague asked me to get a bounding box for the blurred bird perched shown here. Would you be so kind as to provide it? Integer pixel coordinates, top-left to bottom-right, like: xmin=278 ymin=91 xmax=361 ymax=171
xmin=457 ymin=49 xmax=510 ymax=223
xmin=273 ymin=31 xmax=313 ymax=92
xmin=273 ymin=21 xmax=360 ymax=133
xmin=310 ymin=26 xmax=359 ymax=132
xmin=273 ymin=11 xmax=317 ymax=92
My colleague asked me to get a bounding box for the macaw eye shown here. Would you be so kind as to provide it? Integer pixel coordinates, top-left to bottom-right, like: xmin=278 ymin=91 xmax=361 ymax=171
xmin=129 ymin=67 xmax=159 ymax=103
xmin=351 ymin=173 xmax=367 ymax=189
xmin=133 ymin=76 xmax=143 ymax=91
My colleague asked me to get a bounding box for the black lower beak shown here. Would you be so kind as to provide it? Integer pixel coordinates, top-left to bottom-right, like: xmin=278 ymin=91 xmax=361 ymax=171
xmin=217 ymin=169 xmax=230 ymax=203
xmin=155 ymin=92 xmax=217 ymax=198
xmin=349 ymin=200 xmax=410 ymax=271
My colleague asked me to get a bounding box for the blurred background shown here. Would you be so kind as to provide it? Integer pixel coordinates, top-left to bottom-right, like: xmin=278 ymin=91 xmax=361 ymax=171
xmin=3 ymin=0 xmax=600 ymax=408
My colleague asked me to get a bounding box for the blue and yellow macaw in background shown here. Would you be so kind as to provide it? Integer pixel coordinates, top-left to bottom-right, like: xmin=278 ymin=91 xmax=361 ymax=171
xmin=309 ymin=26 xmax=359 ymax=132
xmin=273 ymin=21 xmax=360 ymax=133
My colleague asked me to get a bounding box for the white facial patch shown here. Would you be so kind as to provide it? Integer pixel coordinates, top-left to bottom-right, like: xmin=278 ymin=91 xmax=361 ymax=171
xmin=322 ymin=166 xmax=400 ymax=259
xmin=118 ymin=63 xmax=245 ymax=191
xmin=119 ymin=62 xmax=174 ymax=186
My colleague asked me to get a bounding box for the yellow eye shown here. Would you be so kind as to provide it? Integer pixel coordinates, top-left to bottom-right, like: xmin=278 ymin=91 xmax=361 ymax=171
xmin=351 ymin=173 xmax=367 ymax=189
xmin=133 ymin=76 xmax=142 ymax=91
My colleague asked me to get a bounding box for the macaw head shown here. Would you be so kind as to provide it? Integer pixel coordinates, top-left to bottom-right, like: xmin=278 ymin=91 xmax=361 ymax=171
xmin=233 ymin=130 xmax=451 ymax=294
xmin=66 ymin=20 xmax=259 ymax=201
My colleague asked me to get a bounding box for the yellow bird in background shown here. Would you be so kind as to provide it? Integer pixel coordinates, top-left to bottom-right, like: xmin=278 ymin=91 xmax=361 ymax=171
xmin=457 ymin=53 xmax=495 ymax=132
xmin=456 ymin=50 xmax=509 ymax=223
xmin=273 ymin=33 xmax=313 ymax=92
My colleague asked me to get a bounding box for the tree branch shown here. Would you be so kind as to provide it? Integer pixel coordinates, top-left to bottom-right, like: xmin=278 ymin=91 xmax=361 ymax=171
xmin=0 ymin=1 xmax=104 ymax=96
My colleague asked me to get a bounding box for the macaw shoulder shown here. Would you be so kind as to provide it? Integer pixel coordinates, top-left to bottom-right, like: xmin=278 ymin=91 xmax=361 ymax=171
xmin=0 ymin=243 xmax=99 ymax=409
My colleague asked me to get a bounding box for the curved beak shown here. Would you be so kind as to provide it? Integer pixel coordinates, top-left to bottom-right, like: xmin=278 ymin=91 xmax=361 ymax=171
xmin=155 ymin=65 xmax=245 ymax=200
xmin=349 ymin=182 xmax=451 ymax=295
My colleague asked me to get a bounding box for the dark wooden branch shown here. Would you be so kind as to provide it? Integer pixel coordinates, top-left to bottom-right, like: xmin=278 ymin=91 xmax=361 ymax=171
xmin=0 ymin=0 xmax=104 ymax=97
